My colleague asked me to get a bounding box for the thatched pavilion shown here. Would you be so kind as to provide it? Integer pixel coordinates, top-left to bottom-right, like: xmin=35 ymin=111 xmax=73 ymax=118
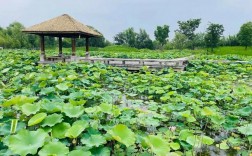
xmin=23 ymin=14 xmax=102 ymax=62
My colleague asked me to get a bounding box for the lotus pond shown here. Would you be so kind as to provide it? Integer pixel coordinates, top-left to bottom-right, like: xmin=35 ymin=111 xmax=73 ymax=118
xmin=0 ymin=50 xmax=251 ymax=156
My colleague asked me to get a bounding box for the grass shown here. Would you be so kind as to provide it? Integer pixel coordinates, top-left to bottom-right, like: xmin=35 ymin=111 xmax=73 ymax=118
xmin=44 ymin=45 xmax=252 ymax=59
xmin=211 ymin=46 xmax=252 ymax=56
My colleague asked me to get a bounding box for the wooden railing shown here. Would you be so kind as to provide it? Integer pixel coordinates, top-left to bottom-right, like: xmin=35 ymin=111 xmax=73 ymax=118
xmin=39 ymin=56 xmax=191 ymax=71
xmin=78 ymin=57 xmax=189 ymax=71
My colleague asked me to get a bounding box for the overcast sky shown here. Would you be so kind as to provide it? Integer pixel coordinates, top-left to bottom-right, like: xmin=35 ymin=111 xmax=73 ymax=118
xmin=1 ymin=0 xmax=252 ymax=41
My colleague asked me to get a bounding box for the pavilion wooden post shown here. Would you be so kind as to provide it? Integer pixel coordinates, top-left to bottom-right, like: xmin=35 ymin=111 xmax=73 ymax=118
xmin=71 ymin=38 xmax=76 ymax=56
xmin=85 ymin=37 xmax=90 ymax=59
xmin=40 ymin=35 xmax=45 ymax=62
xmin=71 ymin=38 xmax=77 ymax=61
xmin=59 ymin=37 xmax=63 ymax=57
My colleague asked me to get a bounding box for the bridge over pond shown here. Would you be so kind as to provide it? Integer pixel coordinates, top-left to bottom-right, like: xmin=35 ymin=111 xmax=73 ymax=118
xmin=39 ymin=56 xmax=191 ymax=71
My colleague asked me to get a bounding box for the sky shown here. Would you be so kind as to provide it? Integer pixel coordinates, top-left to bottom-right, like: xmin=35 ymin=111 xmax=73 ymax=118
xmin=0 ymin=0 xmax=252 ymax=41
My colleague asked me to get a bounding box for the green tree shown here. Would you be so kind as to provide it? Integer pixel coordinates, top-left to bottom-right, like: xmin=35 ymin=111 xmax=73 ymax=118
xmin=114 ymin=28 xmax=137 ymax=47
xmin=177 ymin=19 xmax=201 ymax=49
xmin=136 ymin=29 xmax=153 ymax=49
xmin=27 ymin=34 xmax=39 ymax=49
xmin=154 ymin=25 xmax=169 ymax=49
xmin=45 ymin=37 xmax=56 ymax=48
xmin=219 ymin=35 xmax=240 ymax=46
xmin=193 ymin=33 xmax=205 ymax=48
xmin=171 ymin=32 xmax=188 ymax=51
xmin=6 ymin=22 xmax=28 ymax=48
xmin=204 ymin=23 xmax=224 ymax=52
xmin=87 ymin=26 xmax=109 ymax=47
xmin=237 ymin=22 xmax=252 ymax=49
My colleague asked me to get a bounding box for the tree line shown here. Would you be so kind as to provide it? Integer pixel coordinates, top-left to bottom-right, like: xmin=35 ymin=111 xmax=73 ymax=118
xmin=114 ymin=19 xmax=252 ymax=51
xmin=0 ymin=20 xmax=252 ymax=51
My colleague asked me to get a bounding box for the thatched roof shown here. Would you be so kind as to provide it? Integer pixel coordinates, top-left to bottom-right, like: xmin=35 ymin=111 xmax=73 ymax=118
xmin=23 ymin=14 xmax=102 ymax=37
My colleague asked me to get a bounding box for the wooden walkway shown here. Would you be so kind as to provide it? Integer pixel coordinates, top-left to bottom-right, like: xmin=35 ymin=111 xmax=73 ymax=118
xmin=39 ymin=56 xmax=193 ymax=71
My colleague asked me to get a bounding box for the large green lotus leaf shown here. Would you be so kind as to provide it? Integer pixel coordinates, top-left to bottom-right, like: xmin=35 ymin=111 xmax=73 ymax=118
xmin=179 ymin=110 xmax=191 ymax=118
xmin=0 ymin=149 xmax=13 ymax=156
xmin=41 ymin=113 xmax=63 ymax=127
xmin=145 ymin=135 xmax=170 ymax=156
xmin=201 ymin=136 xmax=214 ymax=145
xmin=69 ymin=91 xmax=84 ymax=100
xmin=41 ymin=101 xmax=63 ymax=113
xmin=40 ymin=87 xmax=55 ymax=95
xmin=38 ymin=142 xmax=69 ymax=156
xmin=73 ymin=120 xmax=89 ymax=128
xmin=65 ymin=121 xmax=87 ymax=139
xmin=168 ymin=103 xmax=186 ymax=111
xmin=21 ymin=103 xmax=40 ymax=116
xmin=225 ymin=115 xmax=239 ymax=124
xmin=186 ymin=135 xmax=202 ymax=148
xmin=62 ymin=104 xmax=84 ymax=118
xmin=90 ymin=146 xmax=110 ymax=156
xmin=3 ymin=96 xmax=38 ymax=107
xmin=237 ymin=124 xmax=252 ymax=135
xmin=166 ymin=152 xmax=181 ymax=156
xmin=227 ymin=137 xmax=242 ymax=146
xmin=0 ymin=111 xmax=3 ymax=119
xmin=216 ymin=140 xmax=229 ymax=150
xmin=52 ymin=122 xmax=71 ymax=139
xmin=201 ymin=107 xmax=216 ymax=116
xmin=39 ymin=81 xmax=47 ymax=88
xmin=85 ymin=106 xmax=101 ymax=114
xmin=248 ymin=136 xmax=252 ymax=144
xmin=81 ymin=133 xmax=107 ymax=147
xmin=186 ymin=135 xmax=214 ymax=147
xmin=234 ymin=84 xmax=251 ymax=95
xmin=68 ymin=150 xmax=91 ymax=156
xmin=56 ymin=83 xmax=69 ymax=91
xmin=66 ymin=75 xmax=77 ymax=81
xmin=108 ymin=124 xmax=136 ymax=147
xmin=186 ymin=116 xmax=196 ymax=122
xmin=99 ymin=103 xmax=113 ymax=114
xmin=1 ymin=67 xmax=11 ymax=73
xmin=69 ymin=99 xmax=87 ymax=106
xmin=237 ymin=106 xmax=252 ymax=116
xmin=8 ymin=129 xmax=47 ymax=156
xmin=28 ymin=113 xmax=47 ymax=126
xmin=210 ymin=115 xmax=225 ymax=125
xmin=169 ymin=142 xmax=180 ymax=150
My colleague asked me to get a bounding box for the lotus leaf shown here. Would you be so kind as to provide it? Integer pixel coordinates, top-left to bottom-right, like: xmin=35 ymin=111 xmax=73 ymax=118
xmin=41 ymin=113 xmax=63 ymax=127
xmin=8 ymin=129 xmax=47 ymax=156
xmin=28 ymin=113 xmax=47 ymax=126
xmin=62 ymin=104 xmax=84 ymax=118
xmin=201 ymin=107 xmax=216 ymax=116
xmin=3 ymin=96 xmax=38 ymax=107
xmin=170 ymin=142 xmax=180 ymax=150
xmin=108 ymin=124 xmax=136 ymax=147
xmin=68 ymin=150 xmax=92 ymax=156
xmin=52 ymin=122 xmax=71 ymax=139
xmin=81 ymin=134 xmax=107 ymax=147
xmin=21 ymin=103 xmax=40 ymax=116
xmin=90 ymin=146 xmax=110 ymax=156
xmin=56 ymin=83 xmax=69 ymax=91
xmin=216 ymin=140 xmax=229 ymax=150
xmin=237 ymin=124 xmax=252 ymax=135
xmin=145 ymin=135 xmax=170 ymax=156
xmin=38 ymin=142 xmax=69 ymax=156
xmin=65 ymin=121 xmax=87 ymax=138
